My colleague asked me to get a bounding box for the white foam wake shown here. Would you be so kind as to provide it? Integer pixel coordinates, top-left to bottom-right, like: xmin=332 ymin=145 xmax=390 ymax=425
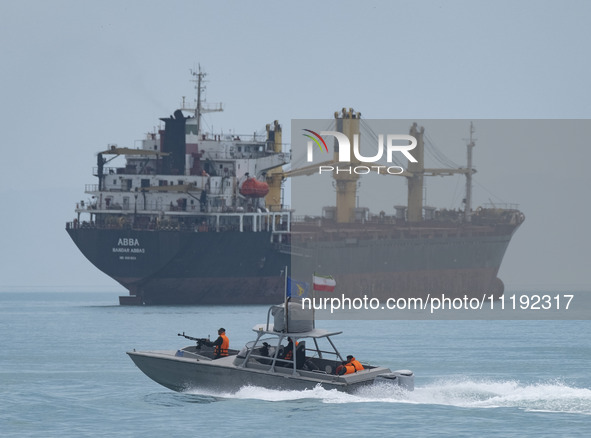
xmin=406 ymin=378 xmax=591 ymax=414
xmin=187 ymin=378 xmax=591 ymax=415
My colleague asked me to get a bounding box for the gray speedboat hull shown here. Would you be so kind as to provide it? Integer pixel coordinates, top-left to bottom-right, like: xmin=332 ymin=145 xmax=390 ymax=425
xmin=127 ymin=349 xmax=412 ymax=393
xmin=128 ymin=308 xmax=414 ymax=394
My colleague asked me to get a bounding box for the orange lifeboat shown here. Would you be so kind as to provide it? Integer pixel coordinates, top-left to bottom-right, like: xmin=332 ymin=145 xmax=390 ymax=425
xmin=239 ymin=178 xmax=269 ymax=198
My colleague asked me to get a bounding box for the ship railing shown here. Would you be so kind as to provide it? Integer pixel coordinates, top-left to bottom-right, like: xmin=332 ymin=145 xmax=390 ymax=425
xmin=481 ymin=203 xmax=520 ymax=211
xmin=197 ymin=132 xmax=268 ymax=142
xmin=67 ymin=210 xmax=293 ymax=233
xmin=472 ymin=206 xmax=525 ymax=226
xmin=72 ymin=203 xmax=241 ymax=214
xmin=66 ymin=220 xmax=98 ymax=230
xmin=92 ymin=166 xmax=125 ymax=176
xmin=291 ymin=215 xmax=322 ymax=224
xmin=93 ymin=165 xmax=162 ymax=177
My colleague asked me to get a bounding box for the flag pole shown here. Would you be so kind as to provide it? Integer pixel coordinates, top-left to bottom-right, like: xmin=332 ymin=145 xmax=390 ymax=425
xmin=312 ymin=271 xmax=316 ymax=328
xmin=284 ymin=265 xmax=289 ymax=333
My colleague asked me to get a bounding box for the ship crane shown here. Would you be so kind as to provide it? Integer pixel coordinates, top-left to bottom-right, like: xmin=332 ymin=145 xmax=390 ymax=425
xmin=266 ymin=109 xmax=477 ymax=224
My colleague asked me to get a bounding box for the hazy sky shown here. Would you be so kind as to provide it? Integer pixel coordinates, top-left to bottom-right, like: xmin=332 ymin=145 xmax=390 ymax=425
xmin=1 ymin=0 xmax=590 ymax=292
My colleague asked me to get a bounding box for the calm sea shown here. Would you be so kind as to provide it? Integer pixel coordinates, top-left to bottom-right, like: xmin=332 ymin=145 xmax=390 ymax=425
xmin=1 ymin=291 xmax=590 ymax=437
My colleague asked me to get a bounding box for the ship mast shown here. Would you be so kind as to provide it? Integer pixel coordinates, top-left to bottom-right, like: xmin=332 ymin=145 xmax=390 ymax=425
xmin=191 ymin=66 xmax=205 ymax=134
xmin=464 ymin=122 xmax=475 ymax=223
xmin=196 ymin=68 xmax=203 ymax=132
xmin=185 ymin=65 xmax=223 ymax=134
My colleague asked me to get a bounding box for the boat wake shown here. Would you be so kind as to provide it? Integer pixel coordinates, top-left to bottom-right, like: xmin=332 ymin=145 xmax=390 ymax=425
xmin=186 ymin=378 xmax=591 ymax=415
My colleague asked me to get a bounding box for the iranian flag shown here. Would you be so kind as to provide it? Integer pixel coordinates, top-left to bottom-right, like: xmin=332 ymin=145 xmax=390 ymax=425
xmin=313 ymin=274 xmax=336 ymax=292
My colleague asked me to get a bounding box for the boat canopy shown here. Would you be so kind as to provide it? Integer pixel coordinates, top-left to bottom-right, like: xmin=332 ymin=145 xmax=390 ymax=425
xmin=252 ymin=324 xmax=342 ymax=339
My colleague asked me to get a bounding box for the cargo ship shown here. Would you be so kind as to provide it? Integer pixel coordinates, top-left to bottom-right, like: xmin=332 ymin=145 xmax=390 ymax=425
xmin=66 ymin=70 xmax=524 ymax=305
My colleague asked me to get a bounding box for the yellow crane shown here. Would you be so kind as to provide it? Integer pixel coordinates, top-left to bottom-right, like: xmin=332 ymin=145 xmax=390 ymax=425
xmin=264 ymin=110 xmax=476 ymax=223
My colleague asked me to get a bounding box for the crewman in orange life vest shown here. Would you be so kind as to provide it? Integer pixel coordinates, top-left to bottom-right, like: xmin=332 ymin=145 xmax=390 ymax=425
xmin=337 ymin=355 xmax=364 ymax=375
xmin=204 ymin=328 xmax=229 ymax=359
xmin=282 ymin=337 xmax=298 ymax=362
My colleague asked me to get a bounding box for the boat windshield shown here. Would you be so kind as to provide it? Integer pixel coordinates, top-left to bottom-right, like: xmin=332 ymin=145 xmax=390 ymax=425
xmin=233 ymin=323 xmax=347 ymax=375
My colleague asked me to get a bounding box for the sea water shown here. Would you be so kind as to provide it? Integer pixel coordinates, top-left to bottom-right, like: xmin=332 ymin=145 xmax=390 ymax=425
xmin=1 ymin=292 xmax=590 ymax=437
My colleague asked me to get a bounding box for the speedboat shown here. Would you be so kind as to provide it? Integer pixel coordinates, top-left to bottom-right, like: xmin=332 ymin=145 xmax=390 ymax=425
xmin=127 ymin=302 xmax=414 ymax=393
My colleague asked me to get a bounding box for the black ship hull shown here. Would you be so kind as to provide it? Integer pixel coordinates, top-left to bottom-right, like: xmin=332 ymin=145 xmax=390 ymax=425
xmin=66 ymin=227 xmax=288 ymax=304
xmin=66 ymin=222 xmax=519 ymax=305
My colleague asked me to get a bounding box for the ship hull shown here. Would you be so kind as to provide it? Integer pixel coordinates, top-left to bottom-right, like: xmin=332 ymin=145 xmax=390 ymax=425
xmin=66 ymin=227 xmax=288 ymax=304
xmin=66 ymin=223 xmax=517 ymax=305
